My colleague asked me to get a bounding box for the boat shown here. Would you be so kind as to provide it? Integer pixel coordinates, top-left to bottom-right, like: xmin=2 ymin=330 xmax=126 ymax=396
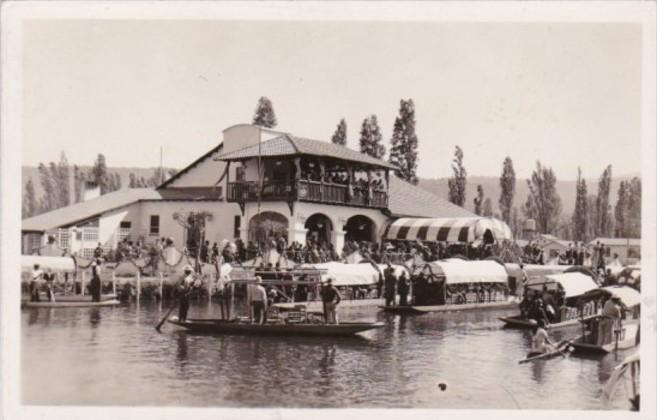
xmin=22 ymin=294 xmax=120 ymax=308
xmin=603 ymin=351 xmax=640 ymax=410
xmin=168 ymin=318 xmax=384 ymax=336
xmin=569 ymin=286 xmax=641 ymax=354
xmin=380 ymin=259 xmax=517 ymax=314
xmin=518 ymin=341 xmax=573 ymax=364
xmin=499 ymin=272 xmax=600 ymax=330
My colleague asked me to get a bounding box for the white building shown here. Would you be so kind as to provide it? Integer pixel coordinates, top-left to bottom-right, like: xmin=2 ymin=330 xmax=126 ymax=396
xmin=22 ymin=124 xmax=474 ymax=257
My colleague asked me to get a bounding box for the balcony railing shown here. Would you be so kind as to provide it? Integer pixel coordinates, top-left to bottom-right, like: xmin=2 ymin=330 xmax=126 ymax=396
xmin=227 ymin=180 xmax=388 ymax=209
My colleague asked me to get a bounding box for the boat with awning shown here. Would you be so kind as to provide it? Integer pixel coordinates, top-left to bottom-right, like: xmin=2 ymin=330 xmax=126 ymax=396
xmin=384 ymin=217 xmax=513 ymax=243
xmin=381 ymin=259 xmax=516 ymax=314
xmin=499 ymin=272 xmax=600 ymax=330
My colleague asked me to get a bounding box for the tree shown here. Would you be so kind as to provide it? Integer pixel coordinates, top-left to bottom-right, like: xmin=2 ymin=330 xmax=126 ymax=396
xmin=388 ymin=99 xmax=419 ymax=184
xmin=447 ymin=146 xmax=467 ymax=206
xmin=359 ymin=115 xmax=385 ymax=159
xmin=22 ymin=178 xmax=37 ymax=218
xmin=37 ymin=162 xmax=56 ymax=212
xmin=626 ymin=177 xmax=641 ymax=237
xmin=482 ymin=197 xmax=493 ymax=217
xmin=54 ymin=152 xmax=71 ymax=207
xmin=595 ymin=165 xmax=613 ymax=237
xmin=499 ymin=157 xmax=516 ymax=224
xmin=129 ymin=173 xmax=138 ymax=188
xmin=91 ymin=154 xmax=109 ymax=194
xmin=522 ymin=161 xmax=562 ymax=235
xmin=511 ymin=206 xmax=521 ymax=238
xmin=252 ymin=96 xmax=277 ymax=128
xmin=473 ymin=185 xmax=484 ymax=215
xmin=586 ymin=194 xmax=598 ymax=240
xmin=73 ymin=165 xmax=85 ymax=203
xmin=331 ymin=118 xmax=347 ymax=146
xmin=571 ymin=167 xmax=588 ymax=241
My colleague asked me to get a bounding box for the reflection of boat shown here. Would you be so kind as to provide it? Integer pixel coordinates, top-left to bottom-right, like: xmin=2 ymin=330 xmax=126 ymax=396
xmin=518 ymin=341 xmax=571 ymax=364
xmin=381 ymin=259 xmax=517 ymax=314
xmin=570 ymin=286 xmax=640 ymax=355
xmin=500 ymin=272 xmax=600 ymax=330
xmin=22 ymin=294 xmax=120 ymax=308
xmin=603 ymin=351 xmax=640 ymax=411
xmin=168 ymin=318 xmax=384 ymax=336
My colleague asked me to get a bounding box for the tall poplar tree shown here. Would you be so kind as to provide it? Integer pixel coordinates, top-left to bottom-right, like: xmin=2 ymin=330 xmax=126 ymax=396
xmin=483 ymin=198 xmax=493 ymax=217
xmin=22 ymin=178 xmax=37 ymax=218
xmin=627 ymin=177 xmax=641 ymax=237
xmin=614 ymin=181 xmax=628 ymax=237
xmin=447 ymin=146 xmax=467 ymax=206
xmin=522 ymin=161 xmax=562 ymax=234
xmin=252 ymin=96 xmax=277 ymax=128
xmin=388 ymin=99 xmax=419 ymax=184
xmin=37 ymin=162 xmax=56 ymax=212
xmin=331 ymin=119 xmax=347 ymax=146
xmin=595 ymin=165 xmax=613 ymax=237
xmin=499 ymin=157 xmax=516 ymax=224
xmin=571 ymin=167 xmax=588 ymax=241
xmin=359 ymin=115 xmax=385 ymax=159
xmin=92 ymin=154 xmax=109 ymax=194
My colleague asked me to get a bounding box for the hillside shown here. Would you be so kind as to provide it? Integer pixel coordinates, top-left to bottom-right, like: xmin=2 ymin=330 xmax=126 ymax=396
xmin=419 ymin=174 xmax=640 ymax=217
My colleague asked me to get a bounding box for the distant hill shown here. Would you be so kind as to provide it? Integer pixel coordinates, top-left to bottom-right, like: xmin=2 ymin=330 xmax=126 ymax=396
xmin=419 ymin=174 xmax=641 ymax=217
xmin=22 ymin=166 xmax=179 ymax=199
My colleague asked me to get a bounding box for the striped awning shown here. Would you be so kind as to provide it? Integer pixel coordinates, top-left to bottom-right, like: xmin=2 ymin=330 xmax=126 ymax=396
xmin=384 ymin=217 xmax=513 ymax=243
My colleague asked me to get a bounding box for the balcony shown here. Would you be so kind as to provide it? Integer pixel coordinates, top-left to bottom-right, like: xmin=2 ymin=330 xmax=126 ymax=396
xmin=227 ymin=180 xmax=388 ymax=209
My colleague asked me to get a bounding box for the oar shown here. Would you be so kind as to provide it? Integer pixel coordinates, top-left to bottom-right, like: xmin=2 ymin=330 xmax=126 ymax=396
xmin=155 ymin=299 xmax=179 ymax=332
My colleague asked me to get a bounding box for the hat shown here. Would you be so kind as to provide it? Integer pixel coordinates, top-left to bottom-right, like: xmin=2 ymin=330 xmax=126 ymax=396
xmin=183 ymin=264 xmax=193 ymax=272
xmin=324 ymin=277 xmax=334 ymax=284
xmin=256 ymin=276 xmax=263 ymax=283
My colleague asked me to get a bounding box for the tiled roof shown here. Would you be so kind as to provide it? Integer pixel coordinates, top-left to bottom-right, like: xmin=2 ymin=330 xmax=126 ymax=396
xmin=387 ymin=177 xmax=475 ymax=218
xmin=22 ymin=187 xmax=222 ymax=232
xmin=215 ymin=134 xmax=396 ymax=170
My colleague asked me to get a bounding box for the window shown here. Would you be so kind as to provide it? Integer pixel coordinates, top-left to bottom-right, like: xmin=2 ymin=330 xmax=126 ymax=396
xmin=150 ymin=215 xmax=160 ymax=236
xmin=236 ymin=167 xmax=245 ymax=182
xmin=234 ymin=215 xmax=241 ymax=239
xmin=120 ymin=221 xmax=132 ymax=229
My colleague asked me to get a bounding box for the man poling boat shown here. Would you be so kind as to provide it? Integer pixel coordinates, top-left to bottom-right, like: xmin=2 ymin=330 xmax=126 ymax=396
xmin=518 ymin=319 xmax=575 ymax=364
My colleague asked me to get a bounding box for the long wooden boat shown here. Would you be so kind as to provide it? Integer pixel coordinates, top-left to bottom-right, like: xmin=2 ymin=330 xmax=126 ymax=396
xmin=499 ymin=314 xmax=598 ymax=330
xmin=22 ymin=299 xmax=121 ymax=308
xmin=570 ymin=320 xmax=639 ymax=355
xmin=22 ymin=294 xmax=120 ymax=308
xmin=518 ymin=341 xmax=572 ymax=364
xmin=381 ymin=299 xmax=517 ymax=314
xmin=168 ymin=318 xmax=384 ymax=336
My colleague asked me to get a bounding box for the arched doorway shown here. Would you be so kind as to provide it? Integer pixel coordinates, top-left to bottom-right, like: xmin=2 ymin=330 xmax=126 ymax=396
xmin=248 ymin=211 xmax=289 ymax=245
xmin=304 ymin=213 xmax=333 ymax=245
xmin=344 ymin=215 xmax=376 ymax=243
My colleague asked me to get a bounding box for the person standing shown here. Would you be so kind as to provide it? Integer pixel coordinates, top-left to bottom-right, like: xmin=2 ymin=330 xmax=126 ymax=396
xmin=598 ymin=296 xmax=622 ymax=346
xmin=383 ymin=264 xmax=397 ymax=307
xmin=397 ymin=271 xmax=410 ymax=306
xmin=43 ymin=269 xmax=56 ymax=302
xmin=320 ymin=278 xmax=342 ymax=324
xmin=93 ymin=242 xmax=104 ymax=260
xmin=30 ymin=264 xmax=44 ymax=302
xmin=177 ymin=265 xmax=195 ymax=322
xmin=247 ymin=276 xmax=268 ymax=325
xmin=89 ymin=258 xmax=102 ymax=302
xmin=577 ymin=243 xmax=585 ymax=266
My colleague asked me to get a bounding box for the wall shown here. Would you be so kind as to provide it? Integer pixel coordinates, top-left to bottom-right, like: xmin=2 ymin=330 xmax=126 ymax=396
xmin=166 ymin=148 xmax=227 ymax=188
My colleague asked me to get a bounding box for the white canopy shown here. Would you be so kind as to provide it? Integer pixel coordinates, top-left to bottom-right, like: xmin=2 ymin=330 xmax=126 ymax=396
xmin=414 ymin=260 xmax=508 ymax=284
xmin=385 ymin=217 xmax=513 ymax=243
xmin=528 ymin=272 xmax=598 ymax=298
xmin=301 ymin=262 xmax=380 ymax=286
xmin=601 ymin=286 xmax=641 ymax=308
xmin=21 ymin=255 xmax=76 ymax=272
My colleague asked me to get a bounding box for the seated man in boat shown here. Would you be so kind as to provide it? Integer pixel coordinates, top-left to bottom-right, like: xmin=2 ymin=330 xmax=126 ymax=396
xmin=528 ymin=319 xmax=556 ymax=357
xmin=529 ymin=296 xmax=550 ymax=326
xmin=320 ymin=277 xmax=342 ymax=324
xmin=247 ymin=276 xmax=268 ymax=325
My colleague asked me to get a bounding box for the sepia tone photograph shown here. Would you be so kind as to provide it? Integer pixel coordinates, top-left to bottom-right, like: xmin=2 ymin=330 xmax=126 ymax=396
xmin=1 ymin=2 xmax=656 ymax=419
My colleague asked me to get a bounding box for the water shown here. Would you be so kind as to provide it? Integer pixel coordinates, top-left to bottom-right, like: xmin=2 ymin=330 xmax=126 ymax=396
xmin=21 ymin=301 xmax=635 ymax=409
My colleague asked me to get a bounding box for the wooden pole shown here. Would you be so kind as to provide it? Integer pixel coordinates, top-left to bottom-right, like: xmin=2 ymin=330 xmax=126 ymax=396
xmin=136 ymin=270 xmax=141 ymax=302
xmin=112 ymin=269 xmax=117 ymax=296
xmin=81 ymin=270 xmax=85 ymax=296
xmin=159 ymin=272 xmax=164 ymax=302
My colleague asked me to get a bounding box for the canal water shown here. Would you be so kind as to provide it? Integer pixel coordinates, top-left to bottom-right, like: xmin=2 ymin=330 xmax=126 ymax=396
xmin=21 ymin=301 xmax=635 ymax=409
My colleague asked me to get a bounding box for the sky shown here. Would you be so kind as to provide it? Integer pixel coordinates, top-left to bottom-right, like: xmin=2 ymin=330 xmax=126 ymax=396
xmin=22 ymin=20 xmax=642 ymax=180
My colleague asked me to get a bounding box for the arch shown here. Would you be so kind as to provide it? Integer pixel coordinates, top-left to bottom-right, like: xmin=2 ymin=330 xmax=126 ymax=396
xmin=344 ymin=215 xmax=377 ymax=243
xmin=304 ymin=213 xmax=333 ymax=244
xmin=248 ymin=211 xmax=289 ymax=244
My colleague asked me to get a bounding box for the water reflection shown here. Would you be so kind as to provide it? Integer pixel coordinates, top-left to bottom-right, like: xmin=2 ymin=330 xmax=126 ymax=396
xmin=20 ymin=303 xmax=634 ymax=409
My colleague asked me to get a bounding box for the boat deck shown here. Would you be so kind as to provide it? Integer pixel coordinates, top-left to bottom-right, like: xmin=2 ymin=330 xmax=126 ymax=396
xmin=168 ymin=318 xmax=384 ymax=336
xmin=381 ymin=300 xmax=518 ymax=314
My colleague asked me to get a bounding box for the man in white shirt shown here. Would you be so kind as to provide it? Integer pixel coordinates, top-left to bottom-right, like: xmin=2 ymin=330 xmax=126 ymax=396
xmin=248 ymin=276 xmax=268 ymax=324
xmin=30 ymin=264 xmax=44 ymax=302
